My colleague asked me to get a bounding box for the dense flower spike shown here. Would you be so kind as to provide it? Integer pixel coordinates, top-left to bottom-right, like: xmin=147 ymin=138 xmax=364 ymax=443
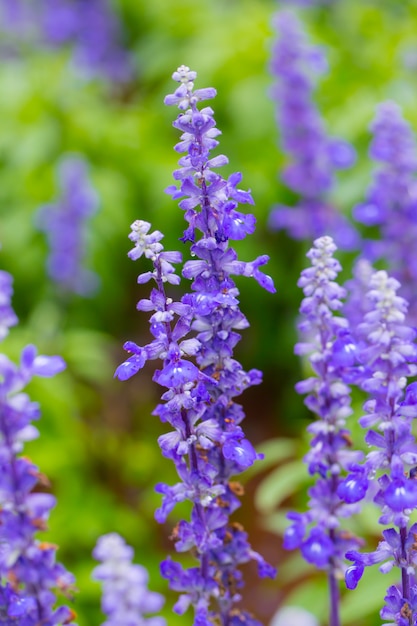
xmin=37 ymin=155 xmax=99 ymax=296
xmin=92 ymin=533 xmax=166 ymax=626
xmin=116 ymin=66 xmax=275 ymax=626
xmin=0 ymin=342 xmax=76 ymax=624
xmin=0 ymin=0 xmax=132 ymax=82
xmin=268 ymin=11 xmax=358 ymax=249
xmin=353 ymin=101 xmax=417 ymax=325
xmin=343 ymin=270 xmax=417 ymax=624
xmin=285 ymin=236 xmax=363 ymax=626
xmin=41 ymin=0 xmax=133 ymax=83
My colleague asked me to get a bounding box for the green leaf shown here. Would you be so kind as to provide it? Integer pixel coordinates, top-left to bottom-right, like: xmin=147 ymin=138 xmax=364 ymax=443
xmin=255 ymin=459 xmax=311 ymax=513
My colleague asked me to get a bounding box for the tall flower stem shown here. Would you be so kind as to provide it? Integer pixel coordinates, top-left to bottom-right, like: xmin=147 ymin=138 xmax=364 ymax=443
xmin=400 ymin=527 xmax=411 ymax=604
xmin=116 ymin=67 xmax=276 ymax=626
xmin=268 ymin=10 xmax=358 ymax=249
xmin=328 ymin=550 xmax=341 ymax=626
xmin=0 ymin=268 xmax=76 ymax=623
xmin=343 ymin=271 xmax=417 ymax=623
xmin=285 ymin=236 xmax=364 ymax=626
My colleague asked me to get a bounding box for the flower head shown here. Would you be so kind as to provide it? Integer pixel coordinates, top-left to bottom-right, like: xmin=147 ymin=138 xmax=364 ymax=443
xmin=93 ymin=533 xmax=166 ymax=626
xmin=268 ymin=11 xmax=358 ymax=249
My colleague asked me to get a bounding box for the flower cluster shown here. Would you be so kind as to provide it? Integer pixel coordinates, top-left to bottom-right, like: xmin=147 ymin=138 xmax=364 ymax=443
xmin=40 ymin=0 xmax=133 ymax=83
xmin=116 ymin=66 xmax=275 ymax=626
xmin=290 ymin=238 xmax=417 ymax=623
xmin=0 ymin=0 xmax=132 ymax=82
xmin=284 ymin=236 xmax=363 ymax=626
xmin=268 ymin=10 xmax=358 ymax=250
xmin=37 ymin=155 xmax=99 ymax=297
xmin=92 ymin=533 xmax=166 ymax=626
xmin=342 ymin=271 xmax=417 ymax=623
xmin=353 ymin=101 xmax=417 ymax=325
xmin=0 ymin=271 xmax=76 ymax=624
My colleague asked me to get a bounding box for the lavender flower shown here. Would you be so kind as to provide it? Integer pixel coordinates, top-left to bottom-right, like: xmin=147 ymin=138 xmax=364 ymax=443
xmin=0 ymin=342 xmax=76 ymax=624
xmin=0 ymin=0 xmax=132 ymax=83
xmin=353 ymin=101 xmax=417 ymax=324
xmin=268 ymin=11 xmax=358 ymax=249
xmin=115 ymin=66 xmax=275 ymax=626
xmin=40 ymin=0 xmax=133 ymax=83
xmin=284 ymin=236 xmax=363 ymax=626
xmin=339 ymin=270 xmax=417 ymax=623
xmin=92 ymin=533 xmax=165 ymax=626
xmin=37 ymin=155 xmax=99 ymax=296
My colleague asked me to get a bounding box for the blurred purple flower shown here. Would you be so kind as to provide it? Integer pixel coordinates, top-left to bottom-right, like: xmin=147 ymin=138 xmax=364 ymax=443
xmin=93 ymin=533 xmax=166 ymax=626
xmin=268 ymin=10 xmax=358 ymax=249
xmin=353 ymin=101 xmax=417 ymax=325
xmin=37 ymin=155 xmax=99 ymax=297
xmin=0 ymin=0 xmax=133 ymax=83
xmin=0 ymin=267 xmax=18 ymax=341
xmin=0 ymin=337 xmax=75 ymax=624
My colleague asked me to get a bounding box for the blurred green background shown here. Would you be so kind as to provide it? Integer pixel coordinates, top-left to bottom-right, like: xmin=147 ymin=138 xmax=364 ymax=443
xmin=1 ymin=0 xmax=417 ymax=624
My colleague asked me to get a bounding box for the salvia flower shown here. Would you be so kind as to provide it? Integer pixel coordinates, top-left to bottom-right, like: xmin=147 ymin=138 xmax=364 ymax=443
xmin=285 ymin=236 xmax=363 ymax=626
xmin=353 ymin=101 xmax=417 ymax=325
xmin=40 ymin=0 xmax=133 ymax=83
xmin=116 ymin=66 xmax=275 ymax=626
xmin=341 ymin=269 xmax=417 ymax=624
xmin=268 ymin=11 xmax=358 ymax=250
xmin=37 ymin=155 xmax=99 ymax=296
xmin=92 ymin=533 xmax=165 ymax=626
xmin=0 ymin=342 xmax=76 ymax=624
xmin=0 ymin=0 xmax=132 ymax=83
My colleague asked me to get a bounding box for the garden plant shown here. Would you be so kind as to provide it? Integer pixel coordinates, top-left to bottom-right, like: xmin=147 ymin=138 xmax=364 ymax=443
xmin=2 ymin=1 xmax=417 ymax=626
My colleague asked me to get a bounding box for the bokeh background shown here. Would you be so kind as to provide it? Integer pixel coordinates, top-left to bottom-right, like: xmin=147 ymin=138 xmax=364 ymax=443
xmin=1 ymin=0 xmax=417 ymax=624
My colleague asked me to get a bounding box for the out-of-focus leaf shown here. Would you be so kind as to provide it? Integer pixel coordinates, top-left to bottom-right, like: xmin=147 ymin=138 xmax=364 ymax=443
xmin=246 ymin=437 xmax=298 ymax=478
xmin=255 ymin=459 xmax=311 ymax=513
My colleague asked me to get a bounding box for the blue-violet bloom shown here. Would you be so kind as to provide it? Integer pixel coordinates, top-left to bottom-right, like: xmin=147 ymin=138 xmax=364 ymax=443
xmin=116 ymin=65 xmax=276 ymax=626
xmin=268 ymin=10 xmax=358 ymax=249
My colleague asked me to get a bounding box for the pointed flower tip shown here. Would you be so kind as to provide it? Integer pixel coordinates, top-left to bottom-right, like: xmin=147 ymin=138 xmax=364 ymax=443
xmin=345 ymin=563 xmax=364 ymax=590
xmin=33 ymin=354 xmax=66 ymax=377
xmin=114 ymin=361 xmax=139 ymax=381
xmin=21 ymin=344 xmax=66 ymax=377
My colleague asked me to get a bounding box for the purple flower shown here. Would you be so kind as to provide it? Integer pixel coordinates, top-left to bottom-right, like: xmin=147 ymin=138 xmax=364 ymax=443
xmin=92 ymin=533 xmax=166 ymax=626
xmin=342 ymin=267 xmax=417 ymax=622
xmin=37 ymin=155 xmax=99 ymax=296
xmin=287 ymin=237 xmax=363 ymax=626
xmin=268 ymin=11 xmax=358 ymax=249
xmin=343 ymin=258 xmax=375 ymax=338
xmin=353 ymin=102 xmax=417 ymax=325
xmin=0 ymin=0 xmax=133 ymax=83
xmin=116 ymin=66 xmax=276 ymax=626
xmin=0 ymin=268 xmax=18 ymax=341
xmin=0 ymin=338 xmax=75 ymax=624
xmin=380 ymin=584 xmax=417 ymax=625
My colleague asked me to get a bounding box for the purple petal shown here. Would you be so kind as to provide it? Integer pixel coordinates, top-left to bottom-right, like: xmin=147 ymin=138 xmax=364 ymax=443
xmin=345 ymin=564 xmax=364 ymax=590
